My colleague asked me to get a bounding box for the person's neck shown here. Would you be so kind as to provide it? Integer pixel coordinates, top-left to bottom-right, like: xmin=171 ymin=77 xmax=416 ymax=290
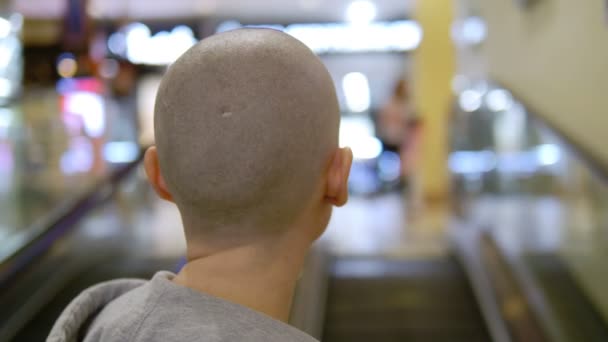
xmin=172 ymin=229 xmax=311 ymax=322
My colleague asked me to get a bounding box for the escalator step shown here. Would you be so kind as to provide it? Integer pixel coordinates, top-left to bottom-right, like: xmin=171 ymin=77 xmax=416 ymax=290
xmin=323 ymin=258 xmax=491 ymax=342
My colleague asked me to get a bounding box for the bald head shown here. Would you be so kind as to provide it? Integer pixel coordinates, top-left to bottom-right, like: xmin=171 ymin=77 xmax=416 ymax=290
xmin=154 ymin=29 xmax=340 ymax=236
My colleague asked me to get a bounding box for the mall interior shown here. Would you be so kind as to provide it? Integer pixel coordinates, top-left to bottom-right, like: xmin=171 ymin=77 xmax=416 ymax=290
xmin=1 ymin=0 xmax=607 ymax=341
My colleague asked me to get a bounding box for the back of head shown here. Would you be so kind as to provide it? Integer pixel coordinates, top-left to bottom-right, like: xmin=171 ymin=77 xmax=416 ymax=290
xmin=154 ymin=29 xmax=340 ymax=237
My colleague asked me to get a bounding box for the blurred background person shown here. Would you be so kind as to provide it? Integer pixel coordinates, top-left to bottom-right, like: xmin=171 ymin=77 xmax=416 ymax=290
xmin=378 ymin=78 xmax=409 ymax=155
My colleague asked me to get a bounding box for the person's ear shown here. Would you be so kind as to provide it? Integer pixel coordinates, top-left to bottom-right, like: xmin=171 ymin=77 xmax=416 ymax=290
xmin=144 ymin=146 xmax=174 ymax=202
xmin=325 ymin=147 xmax=353 ymax=207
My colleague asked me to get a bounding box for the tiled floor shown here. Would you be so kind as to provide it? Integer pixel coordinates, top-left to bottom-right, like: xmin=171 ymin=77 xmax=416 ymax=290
xmin=323 ymin=192 xmax=449 ymax=258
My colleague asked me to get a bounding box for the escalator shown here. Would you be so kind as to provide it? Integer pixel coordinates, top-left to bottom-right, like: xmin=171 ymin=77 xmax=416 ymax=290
xmin=323 ymin=257 xmax=491 ymax=342
xmin=1 ymin=160 xmax=493 ymax=342
xmin=5 ymin=164 xmax=601 ymax=341
xmin=450 ymin=80 xmax=608 ymax=342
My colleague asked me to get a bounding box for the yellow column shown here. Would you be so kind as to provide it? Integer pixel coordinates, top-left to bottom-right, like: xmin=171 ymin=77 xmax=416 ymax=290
xmin=411 ymin=0 xmax=455 ymax=203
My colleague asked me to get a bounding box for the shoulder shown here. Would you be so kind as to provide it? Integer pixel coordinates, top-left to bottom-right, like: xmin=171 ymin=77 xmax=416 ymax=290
xmin=48 ymin=278 xmax=147 ymax=342
xmin=85 ymin=272 xmax=318 ymax=342
xmin=135 ymin=283 xmax=319 ymax=342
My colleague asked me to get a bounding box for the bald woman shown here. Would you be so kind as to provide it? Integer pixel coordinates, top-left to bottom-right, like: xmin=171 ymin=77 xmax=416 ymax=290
xmin=48 ymin=29 xmax=352 ymax=342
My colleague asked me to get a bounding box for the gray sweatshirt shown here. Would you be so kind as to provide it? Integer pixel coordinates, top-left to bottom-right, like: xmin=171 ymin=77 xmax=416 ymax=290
xmin=47 ymin=271 xmax=318 ymax=342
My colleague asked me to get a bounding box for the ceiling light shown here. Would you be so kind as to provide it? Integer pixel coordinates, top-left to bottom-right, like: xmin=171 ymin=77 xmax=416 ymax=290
xmin=346 ymin=0 xmax=377 ymax=25
xmin=342 ymin=72 xmax=371 ymax=113
xmin=486 ymin=89 xmax=513 ymax=112
xmin=459 ymin=89 xmax=482 ymax=112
